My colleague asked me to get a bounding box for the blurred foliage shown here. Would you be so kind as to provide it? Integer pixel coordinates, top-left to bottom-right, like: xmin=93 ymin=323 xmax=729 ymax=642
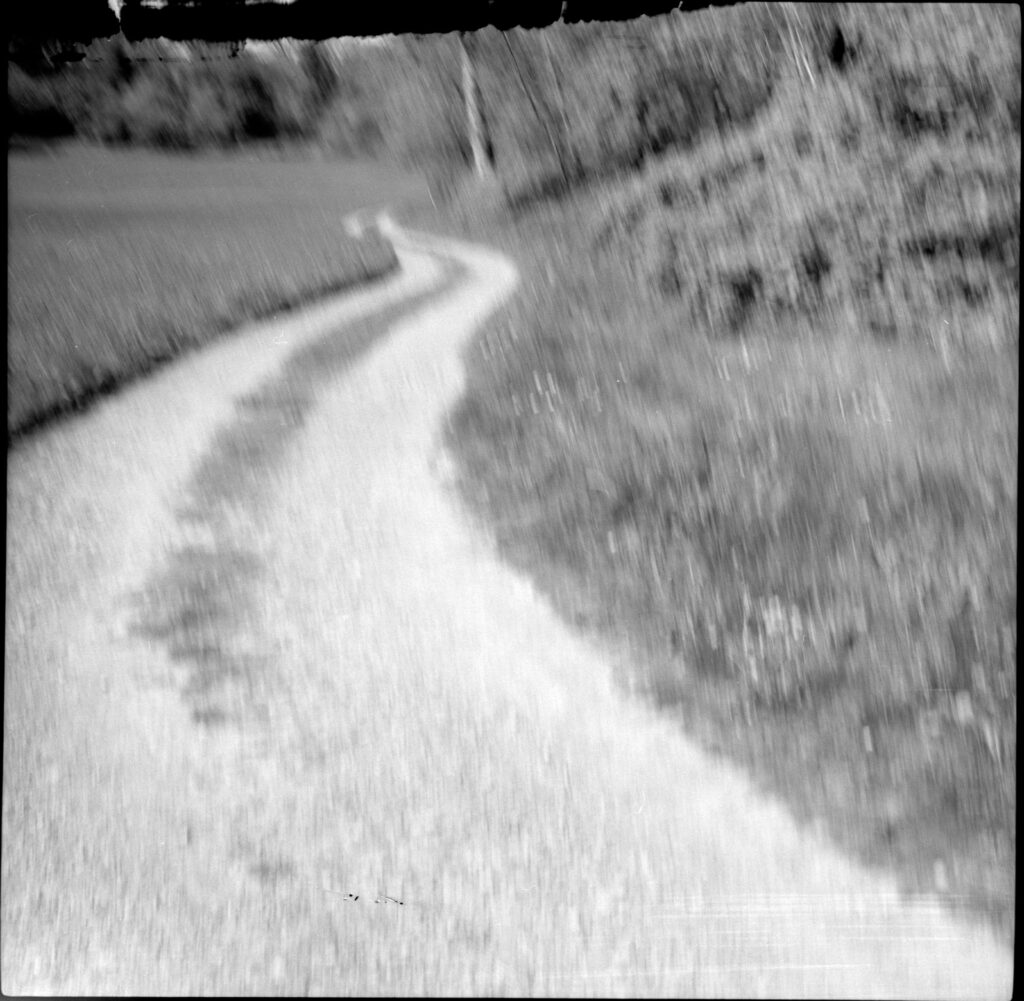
xmin=8 ymin=37 xmax=339 ymax=149
xmin=3 ymin=5 xmax=819 ymax=182
xmin=7 ymin=64 xmax=76 ymax=139
xmin=348 ymin=10 xmax=788 ymax=203
xmin=7 ymin=3 xmax=1021 ymax=208
xmin=435 ymin=1 xmax=1019 ymax=937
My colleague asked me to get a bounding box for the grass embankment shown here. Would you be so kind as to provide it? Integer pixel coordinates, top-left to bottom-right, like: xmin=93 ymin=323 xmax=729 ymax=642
xmin=404 ymin=7 xmax=1018 ymax=941
xmin=7 ymin=145 xmax=427 ymax=443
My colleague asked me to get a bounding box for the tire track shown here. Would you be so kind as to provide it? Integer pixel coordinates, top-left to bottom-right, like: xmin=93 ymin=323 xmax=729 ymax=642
xmin=2 ymin=215 xmax=1014 ymax=998
xmin=126 ymin=258 xmax=463 ymax=727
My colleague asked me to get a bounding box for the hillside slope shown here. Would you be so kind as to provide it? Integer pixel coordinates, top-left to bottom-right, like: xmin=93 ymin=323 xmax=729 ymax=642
xmin=408 ymin=1 xmax=1019 ymax=940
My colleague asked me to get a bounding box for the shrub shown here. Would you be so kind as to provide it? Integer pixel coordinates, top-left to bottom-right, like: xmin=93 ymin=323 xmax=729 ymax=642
xmin=7 ymin=64 xmax=74 ymax=139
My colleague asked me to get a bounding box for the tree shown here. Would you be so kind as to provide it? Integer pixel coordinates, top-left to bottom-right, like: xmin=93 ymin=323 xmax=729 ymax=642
xmin=90 ymin=34 xmax=137 ymax=92
xmin=7 ymin=64 xmax=75 ymax=139
xmin=299 ymin=41 xmax=338 ymax=133
xmin=459 ymin=33 xmax=493 ymax=178
xmin=301 ymin=43 xmax=337 ymax=107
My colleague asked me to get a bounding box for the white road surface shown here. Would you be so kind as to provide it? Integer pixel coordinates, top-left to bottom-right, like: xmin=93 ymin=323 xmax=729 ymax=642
xmin=3 ymin=217 xmax=1014 ymax=997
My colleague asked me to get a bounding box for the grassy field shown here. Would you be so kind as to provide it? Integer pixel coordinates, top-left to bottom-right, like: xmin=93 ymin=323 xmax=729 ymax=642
xmin=401 ymin=6 xmax=1018 ymax=942
xmin=7 ymin=144 xmax=428 ymax=441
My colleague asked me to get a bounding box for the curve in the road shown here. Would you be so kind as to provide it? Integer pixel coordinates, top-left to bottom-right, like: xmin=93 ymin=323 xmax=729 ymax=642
xmin=125 ymin=251 xmax=465 ymax=728
xmin=3 ymin=216 xmax=1013 ymax=998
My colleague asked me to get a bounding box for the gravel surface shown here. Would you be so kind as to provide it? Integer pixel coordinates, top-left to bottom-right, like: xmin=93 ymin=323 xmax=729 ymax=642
xmin=3 ymin=217 xmax=1013 ymax=997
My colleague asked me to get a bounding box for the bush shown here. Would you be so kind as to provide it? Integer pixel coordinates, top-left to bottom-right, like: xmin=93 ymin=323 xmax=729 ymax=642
xmin=7 ymin=64 xmax=74 ymax=140
xmin=229 ymin=59 xmax=307 ymax=140
xmin=114 ymin=68 xmax=192 ymax=148
xmin=9 ymin=39 xmax=327 ymax=151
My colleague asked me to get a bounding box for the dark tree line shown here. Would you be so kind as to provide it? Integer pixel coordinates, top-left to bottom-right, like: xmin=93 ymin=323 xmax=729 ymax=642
xmin=8 ymin=36 xmax=340 ymax=149
xmin=10 ymin=3 xmax=1018 ymax=217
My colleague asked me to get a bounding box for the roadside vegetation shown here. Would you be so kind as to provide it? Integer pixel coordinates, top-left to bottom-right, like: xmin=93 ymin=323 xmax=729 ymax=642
xmin=8 ymin=1 xmax=1017 ymax=941
xmin=403 ymin=3 xmax=1018 ymax=940
xmin=7 ymin=148 xmax=424 ymax=440
xmin=8 ymin=36 xmax=341 ymax=150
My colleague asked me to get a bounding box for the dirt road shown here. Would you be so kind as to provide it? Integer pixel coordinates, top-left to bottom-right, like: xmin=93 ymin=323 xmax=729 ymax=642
xmin=3 ymin=218 xmax=1013 ymax=997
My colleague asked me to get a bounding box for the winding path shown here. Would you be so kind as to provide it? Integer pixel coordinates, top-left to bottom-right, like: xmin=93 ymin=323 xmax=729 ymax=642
xmin=3 ymin=218 xmax=1013 ymax=997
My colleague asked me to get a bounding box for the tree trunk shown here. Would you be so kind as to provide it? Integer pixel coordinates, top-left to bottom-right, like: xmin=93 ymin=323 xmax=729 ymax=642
xmin=459 ymin=33 xmax=493 ymax=179
xmin=539 ymin=28 xmax=578 ymax=178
